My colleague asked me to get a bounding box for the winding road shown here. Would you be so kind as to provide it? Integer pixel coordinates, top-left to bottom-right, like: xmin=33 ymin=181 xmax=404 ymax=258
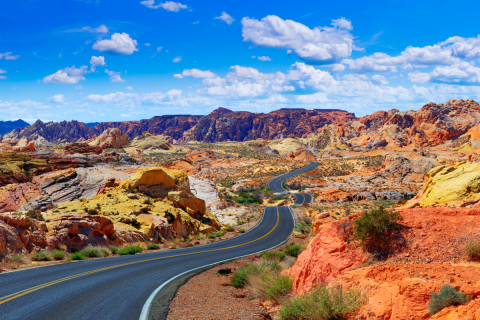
xmin=0 ymin=163 xmax=317 ymax=320
xmin=268 ymin=162 xmax=319 ymax=206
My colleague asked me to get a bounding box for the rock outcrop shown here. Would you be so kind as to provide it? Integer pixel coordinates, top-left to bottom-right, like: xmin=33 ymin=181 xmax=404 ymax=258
xmin=183 ymin=108 xmax=357 ymax=142
xmin=0 ymin=137 xmax=36 ymax=152
xmin=88 ymin=128 xmax=129 ymax=149
xmin=63 ymin=142 xmax=102 ymax=154
xmin=406 ymin=162 xmax=480 ymax=207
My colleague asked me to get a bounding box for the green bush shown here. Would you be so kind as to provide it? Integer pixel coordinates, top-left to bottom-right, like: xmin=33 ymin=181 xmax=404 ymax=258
xmin=284 ymin=244 xmax=303 ymax=258
xmin=255 ymin=274 xmax=292 ymax=303
xmin=70 ymin=252 xmax=87 ymax=260
xmin=464 ymin=238 xmax=480 ymax=260
xmin=238 ymin=229 xmax=245 ymax=233
xmin=231 ymin=264 xmax=260 ymax=288
xmin=260 ymin=250 xmax=286 ymax=261
xmin=109 ymin=245 xmax=120 ymax=254
xmin=5 ymin=254 xmax=29 ymax=265
xmin=353 ymin=206 xmax=403 ymax=251
xmin=278 ymin=283 xmax=365 ymax=320
xmin=100 ymin=248 xmax=111 ymax=257
xmin=87 ymin=209 xmax=99 ymax=215
xmin=117 ymin=245 xmax=143 ymax=255
xmin=223 ymin=225 xmax=235 ymax=232
xmin=429 ymin=285 xmax=469 ymax=316
xmin=79 ymin=247 xmax=102 ymax=258
xmin=25 ymin=209 xmax=44 ymax=221
xmin=32 ymin=251 xmax=52 ymax=261
xmin=52 ymin=250 xmax=66 ymax=260
xmin=147 ymin=243 xmax=160 ymax=250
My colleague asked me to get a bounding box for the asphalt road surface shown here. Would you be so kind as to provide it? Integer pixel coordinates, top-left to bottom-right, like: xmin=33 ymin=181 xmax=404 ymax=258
xmin=268 ymin=162 xmax=319 ymax=206
xmin=0 ymin=163 xmax=316 ymax=320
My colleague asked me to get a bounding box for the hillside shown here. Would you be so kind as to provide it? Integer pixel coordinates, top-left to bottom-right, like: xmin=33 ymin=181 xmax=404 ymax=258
xmin=0 ymin=119 xmax=30 ymax=136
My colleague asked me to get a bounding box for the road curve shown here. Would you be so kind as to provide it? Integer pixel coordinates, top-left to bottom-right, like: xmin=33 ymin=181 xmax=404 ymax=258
xmin=0 ymin=163 xmax=316 ymax=320
xmin=268 ymin=162 xmax=319 ymax=205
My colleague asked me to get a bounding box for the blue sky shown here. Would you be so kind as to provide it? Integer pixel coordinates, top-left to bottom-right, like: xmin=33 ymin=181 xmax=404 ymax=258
xmin=1 ymin=0 xmax=480 ymax=123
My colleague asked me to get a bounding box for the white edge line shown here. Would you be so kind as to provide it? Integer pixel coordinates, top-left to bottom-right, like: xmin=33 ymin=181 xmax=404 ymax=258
xmin=139 ymin=207 xmax=295 ymax=320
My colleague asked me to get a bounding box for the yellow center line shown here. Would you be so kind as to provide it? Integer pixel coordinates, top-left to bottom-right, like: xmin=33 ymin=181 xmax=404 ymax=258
xmin=0 ymin=208 xmax=281 ymax=305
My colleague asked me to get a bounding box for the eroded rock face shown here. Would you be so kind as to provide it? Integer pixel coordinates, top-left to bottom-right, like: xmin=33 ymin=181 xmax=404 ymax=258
xmin=63 ymin=142 xmax=102 ymax=155
xmin=88 ymin=128 xmax=129 ymax=149
xmin=406 ymin=162 xmax=480 ymax=207
xmin=286 ymin=148 xmax=316 ymax=162
xmin=184 ymin=108 xmax=357 ymax=142
xmin=287 ymin=217 xmax=368 ymax=294
xmin=0 ymin=137 xmax=36 ymax=152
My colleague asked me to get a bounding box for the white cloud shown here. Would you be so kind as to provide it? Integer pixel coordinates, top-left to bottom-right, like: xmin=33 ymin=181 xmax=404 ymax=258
xmin=440 ymin=35 xmax=480 ymax=60
xmin=105 ymin=69 xmax=126 ymax=83
xmin=241 ymin=15 xmax=356 ymax=63
xmin=0 ymin=76 xmax=6 ymax=80
xmin=140 ymin=0 xmax=187 ymax=11
xmin=214 ymin=12 xmax=234 ymax=25
xmin=0 ymin=52 xmax=20 ymax=60
xmin=43 ymin=66 xmax=88 ymax=84
xmin=296 ymin=92 xmax=329 ymax=103
xmin=258 ymin=56 xmax=272 ymax=61
xmin=331 ymin=64 xmax=345 ymax=72
xmin=174 ymin=69 xmax=216 ymax=79
xmin=92 ymin=33 xmax=138 ymax=55
xmin=48 ymin=94 xmax=66 ymax=103
xmin=145 ymin=43 xmax=151 ymax=46
xmin=89 ymin=56 xmax=106 ymax=71
xmin=157 ymin=47 xmax=163 ymax=52
xmin=371 ymin=74 xmax=389 ymax=85
xmin=66 ymin=24 xmax=109 ymax=33
xmin=75 ymin=85 xmax=83 ymax=90
xmin=125 ymin=86 xmax=133 ymax=90
xmin=173 ymin=56 xmax=182 ymax=62
xmin=408 ymin=71 xmax=431 ymax=83
xmin=0 ymin=69 xmax=6 ymax=74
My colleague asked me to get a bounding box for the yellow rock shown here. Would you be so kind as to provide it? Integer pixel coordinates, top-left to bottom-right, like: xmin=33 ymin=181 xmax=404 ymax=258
xmin=121 ymin=166 xmax=191 ymax=198
xmin=417 ymin=162 xmax=480 ymax=206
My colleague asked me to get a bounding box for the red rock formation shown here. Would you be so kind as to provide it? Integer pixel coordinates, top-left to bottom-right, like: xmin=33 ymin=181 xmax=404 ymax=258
xmin=286 ymin=148 xmax=316 ymax=161
xmin=63 ymin=143 xmax=102 ymax=155
xmin=88 ymin=128 xmax=129 ymax=149
xmin=184 ymin=108 xmax=357 ymax=142
xmin=0 ymin=137 xmax=36 ymax=152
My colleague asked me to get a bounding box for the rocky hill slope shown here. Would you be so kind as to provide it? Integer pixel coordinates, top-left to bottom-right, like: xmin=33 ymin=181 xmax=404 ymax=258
xmin=183 ymin=107 xmax=356 ymax=142
xmin=0 ymin=119 xmax=30 ymax=136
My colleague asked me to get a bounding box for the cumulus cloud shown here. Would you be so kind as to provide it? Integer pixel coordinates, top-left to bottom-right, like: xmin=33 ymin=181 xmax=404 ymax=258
xmin=92 ymin=33 xmax=138 ymax=55
xmin=157 ymin=47 xmax=163 ymax=52
xmin=105 ymin=69 xmax=126 ymax=83
xmin=371 ymin=74 xmax=389 ymax=85
xmin=145 ymin=43 xmax=151 ymax=46
xmin=296 ymin=92 xmax=329 ymax=103
xmin=43 ymin=66 xmax=88 ymax=84
xmin=140 ymin=0 xmax=187 ymax=11
xmin=331 ymin=64 xmax=345 ymax=72
xmin=0 ymin=69 xmax=6 ymax=79
xmin=86 ymin=89 xmax=183 ymax=104
xmin=90 ymin=56 xmax=106 ymax=71
xmin=125 ymin=86 xmax=133 ymax=90
xmin=408 ymin=71 xmax=431 ymax=83
xmin=421 ymin=62 xmax=480 ymax=84
xmin=440 ymin=35 xmax=480 ymax=60
xmin=174 ymin=69 xmax=216 ymax=79
xmin=173 ymin=56 xmax=182 ymax=62
xmin=66 ymin=24 xmax=109 ymax=33
xmin=214 ymin=12 xmax=234 ymax=25
xmin=257 ymin=56 xmax=272 ymax=61
xmin=0 ymin=52 xmax=20 ymax=60
xmin=241 ymin=15 xmax=356 ymax=63
xmin=48 ymin=94 xmax=66 ymax=103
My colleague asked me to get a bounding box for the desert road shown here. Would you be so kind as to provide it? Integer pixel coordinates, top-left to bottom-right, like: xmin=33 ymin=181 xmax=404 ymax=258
xmin=268 ymin=162 xmax=319 ymax=206
xmin=0 ymin=164 xmax=316 ymax=320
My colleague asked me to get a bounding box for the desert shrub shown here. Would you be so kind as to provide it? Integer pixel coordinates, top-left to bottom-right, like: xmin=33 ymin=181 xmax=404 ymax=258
xmin=207 ymin=233 xmax=216 ymax=239
xmin=294 ymin=222 xmax=311 ymax=235
xmin=32 ymin=250 xmax=52 ymax=261
xmin=109 ymin=245 xmax=120 ymax=254
xmin=117 ymin=245 xmax=143 ymax=255
xmin=79 ymin=246 xmax=102 ymax=258
xmin=284 ymin=243 xmax=303 ymax=258
xmin=143 ymin=198 xmax=152 ymax=205
xmin=70 ymin=252 xmax=87 ymax=260
xmin=147 ymin=243 xmax=160 ymax=250
xmin=260 ymin=250 xmax=286 ymax=261
xmin=52 ymin=250 xmax=66 ymax=260
xmin=231 ymin=264 xmax=260 ymax=288
xmin=223 ymin=225 xmax=235 ymax=232
xmin=429 ymin=285 xmax=469 ymax=316
xmin=139 ymin=207 xmax=150 ymax=214
xmin=5 ymin=254 xmax=30 ymax=265
xmin=127 ymin=188 xmax=137 ymax=193
xmin=238 ymin=229 xmax=245 ymax=233
xmin=100 ymin=248 xmax=111 ymax=257
xmin=237 ymin=221 xmax=246 ymax=225
xmin=25 ymin=209 xmax=44 ymax=221
xmin=464 ymin=238 xmax=480 ymax=260
xmin=278 ymin=283 xmax=365 ymax=320
xmin=87 ymin=208 xmax=99 ymax=215
xmin=249 ymin=273 xmax=292 ymax=303
xmin=353 ymin=206 xmax=403 ymax=251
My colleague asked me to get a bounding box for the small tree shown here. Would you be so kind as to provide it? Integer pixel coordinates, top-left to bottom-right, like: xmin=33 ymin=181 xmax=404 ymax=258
xmin=353 ymin=206 xmax=402 ymax=252
xmin=429 ymin=285 xmax=469 ymax=316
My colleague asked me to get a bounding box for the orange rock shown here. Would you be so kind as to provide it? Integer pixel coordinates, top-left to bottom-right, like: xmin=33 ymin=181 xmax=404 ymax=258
xmin=432 ymin=299 xmax=480 ymax=320
xmin=287 ymin=217 xmax=368 ymax=294
xmin=311 ymin=212 xmax=330 ymax=234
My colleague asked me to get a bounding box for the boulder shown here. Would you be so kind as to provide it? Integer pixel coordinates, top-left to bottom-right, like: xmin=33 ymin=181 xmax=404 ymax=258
xmin=121 ymin=167 xmax=191 ymax=198
xmin=136 ymin=214 xmax=173 ymax=241
xmin=168 ymin=191 xmax=206 ymax=218
xmin=63 ymin=142 xmax=102 ymax=155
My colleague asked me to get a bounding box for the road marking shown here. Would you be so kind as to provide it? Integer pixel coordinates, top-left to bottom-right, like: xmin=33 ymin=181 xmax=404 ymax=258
xmin=0 ymin=208 xmax=280 ymax=306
